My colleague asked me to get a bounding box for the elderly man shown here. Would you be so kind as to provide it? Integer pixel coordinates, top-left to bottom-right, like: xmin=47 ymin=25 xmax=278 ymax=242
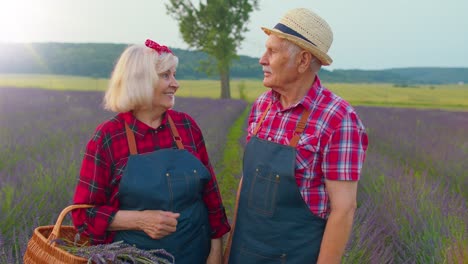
xmin=224 ymin=8 xmax=368 ymax=264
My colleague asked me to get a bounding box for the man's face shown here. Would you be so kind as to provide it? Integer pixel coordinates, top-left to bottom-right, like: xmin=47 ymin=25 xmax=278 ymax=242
xmin=259 ymin=35 xmax=298 ymax=91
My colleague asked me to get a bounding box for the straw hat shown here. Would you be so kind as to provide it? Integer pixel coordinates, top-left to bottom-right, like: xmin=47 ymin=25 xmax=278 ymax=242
xmin=261 ymin=8 xmax=333 ymax=66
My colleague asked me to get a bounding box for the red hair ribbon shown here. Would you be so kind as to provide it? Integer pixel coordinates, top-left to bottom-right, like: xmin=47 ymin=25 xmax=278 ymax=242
xmin=145 ymin=39 xmax=173 ymax=54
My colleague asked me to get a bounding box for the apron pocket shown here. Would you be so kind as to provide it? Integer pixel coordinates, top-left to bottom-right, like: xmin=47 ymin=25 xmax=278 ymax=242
xmin=248 ymin=167 xmax=280 ymax=216
xmin=166 ymin=168 xmax=200 ymax=207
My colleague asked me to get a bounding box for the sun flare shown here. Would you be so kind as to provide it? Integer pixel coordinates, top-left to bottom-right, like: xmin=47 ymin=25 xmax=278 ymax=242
xmin=0 ymin=1 xmax=49 ymax=42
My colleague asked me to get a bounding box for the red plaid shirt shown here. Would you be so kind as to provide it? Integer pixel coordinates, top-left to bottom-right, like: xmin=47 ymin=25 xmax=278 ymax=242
xmin=72 ymin=110 xmax=230 ymax=244
xmin=247 ymin=77 xmax=368 ymax=219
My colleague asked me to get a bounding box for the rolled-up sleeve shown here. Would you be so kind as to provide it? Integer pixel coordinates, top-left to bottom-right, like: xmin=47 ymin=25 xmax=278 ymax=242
xmin=322 ymin=111 xmax=368 ymax=181
xmin=71 ymin=128 xmax=119 ymax=244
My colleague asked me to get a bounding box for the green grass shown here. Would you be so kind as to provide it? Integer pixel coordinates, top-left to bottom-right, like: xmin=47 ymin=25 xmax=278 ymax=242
xmin=326 ymin=83 xmax=468 ymax=110
xmin=0 ymin=74 xmax=108 ymax=91
xmin=1 ymin=74 xmax=467 ymax=109
xmin=216 ymin=106 xmax=249 ymax=220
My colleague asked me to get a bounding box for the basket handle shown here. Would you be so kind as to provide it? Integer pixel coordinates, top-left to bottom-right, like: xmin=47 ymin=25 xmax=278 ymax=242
xmin=48 ymin=204 xmax=93 ymax=242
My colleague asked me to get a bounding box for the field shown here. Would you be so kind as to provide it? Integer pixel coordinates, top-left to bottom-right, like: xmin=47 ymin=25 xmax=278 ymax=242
xmin=1 ymin=73 xmax=468 ymax=109
xmin=0 ymin=75 xmax=467 ymax=263
xmin=346 ymin=106 xmax=467 ymax=263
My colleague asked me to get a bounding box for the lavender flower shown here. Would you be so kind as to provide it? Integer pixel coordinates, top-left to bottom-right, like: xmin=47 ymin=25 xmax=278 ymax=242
xmin=59 ymin=240 xmax=175 ymax=264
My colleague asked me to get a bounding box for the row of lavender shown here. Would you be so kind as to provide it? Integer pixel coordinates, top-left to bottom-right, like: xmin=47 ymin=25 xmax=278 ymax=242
xmin=0 ymin=87 xmax=247 ymax=263
xmin=1 ymin=88 xmax=467 ymax=263
xmin=344 ymin=106 xmax=467 ymax=263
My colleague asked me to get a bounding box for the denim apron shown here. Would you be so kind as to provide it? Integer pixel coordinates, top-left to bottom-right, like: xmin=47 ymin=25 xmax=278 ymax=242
xmin=114 ymin=114 xmax=211 ymax=264
xmin=228 ymin=104 xmax=326 ymax=264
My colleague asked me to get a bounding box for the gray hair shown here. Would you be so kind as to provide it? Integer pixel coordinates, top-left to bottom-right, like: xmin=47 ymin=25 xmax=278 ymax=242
xmin=283 ymin=39 xmax=321 ymax=71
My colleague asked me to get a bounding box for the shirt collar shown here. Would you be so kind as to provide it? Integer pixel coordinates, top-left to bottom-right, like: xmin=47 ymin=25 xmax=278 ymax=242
xmin=270 ymin=75 xmax=323 ymax=111
xmin=120 ymin=111 xmax=169 ymax=137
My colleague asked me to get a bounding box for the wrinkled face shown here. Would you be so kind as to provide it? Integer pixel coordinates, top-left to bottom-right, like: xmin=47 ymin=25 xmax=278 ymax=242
xmin=153 ymin=67 xmax=179 ymax=111
xmin=259 ymin=35 xmax=298 ymax=90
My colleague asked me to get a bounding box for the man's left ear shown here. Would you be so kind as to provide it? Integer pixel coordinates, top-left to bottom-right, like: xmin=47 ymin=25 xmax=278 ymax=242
xmin=297 ymin=51 xmax=313 ymax=73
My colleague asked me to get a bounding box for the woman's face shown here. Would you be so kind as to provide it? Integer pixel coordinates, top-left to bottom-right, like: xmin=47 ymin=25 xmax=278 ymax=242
xmin=153 ymin=67 xmax=179 ymax=111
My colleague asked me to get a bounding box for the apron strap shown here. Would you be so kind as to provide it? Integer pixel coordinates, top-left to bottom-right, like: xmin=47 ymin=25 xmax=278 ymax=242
xmin=167 ymin=114 xmax=185 ymax=150
xmin=124 ymin=112 xmax=185 ymax=154
xmin=289 ymin=109 xmax=311 ymax=147
xmin=252 ymin=102 xmax=272 ymax=136
xmin=252 ymin=101 xmax=312 ymax=147
xmin=124 ymin=122 xmax=138 ymax=155
xmin=222 ymin=177 xmax=243 ymax=264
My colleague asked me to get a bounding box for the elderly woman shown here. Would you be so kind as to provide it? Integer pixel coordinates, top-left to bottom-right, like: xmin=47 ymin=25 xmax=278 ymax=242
xmin=71 ymin=39 xmax=230 ymax=264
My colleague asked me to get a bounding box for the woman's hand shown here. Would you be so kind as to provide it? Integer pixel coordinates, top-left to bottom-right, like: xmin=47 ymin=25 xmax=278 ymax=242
xmin=109 ymin=210 xmax=180 ymax=239
xmin=206 ymin=238 xmax=222 ymax=264
xmin=138 ymin=210 xmax=180 ymax=239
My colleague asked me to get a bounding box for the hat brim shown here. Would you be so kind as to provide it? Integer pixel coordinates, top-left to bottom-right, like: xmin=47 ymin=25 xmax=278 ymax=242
xmin=261 ymin=27 xmax=332 ymax=66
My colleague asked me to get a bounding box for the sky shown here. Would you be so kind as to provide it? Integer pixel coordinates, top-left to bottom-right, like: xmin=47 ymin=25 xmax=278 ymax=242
xmin=0 ymin=0 xmax=467 ymax=70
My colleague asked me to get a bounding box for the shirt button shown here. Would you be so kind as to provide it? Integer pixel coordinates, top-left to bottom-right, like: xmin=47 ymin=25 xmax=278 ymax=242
xmin=278 ymin=112 xmax=283 ymax=116
xmin=267 ymin=137 xmax=272 ymax=141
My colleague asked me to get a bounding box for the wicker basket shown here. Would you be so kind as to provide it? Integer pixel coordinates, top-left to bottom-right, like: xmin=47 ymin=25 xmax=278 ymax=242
xmin=23 ymin=204 xmax=93 ymax=264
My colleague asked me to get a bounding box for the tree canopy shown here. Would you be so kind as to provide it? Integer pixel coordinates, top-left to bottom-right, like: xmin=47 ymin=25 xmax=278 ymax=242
xmin=166 ymin=0 xmax=259 ymax=98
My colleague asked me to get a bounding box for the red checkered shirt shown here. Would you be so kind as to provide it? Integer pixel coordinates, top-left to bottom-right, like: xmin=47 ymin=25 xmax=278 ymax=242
xmin=72 ymin=110 xmax=231 ymax=244
xmin=247 ymin=76 xmax=368 ymax=219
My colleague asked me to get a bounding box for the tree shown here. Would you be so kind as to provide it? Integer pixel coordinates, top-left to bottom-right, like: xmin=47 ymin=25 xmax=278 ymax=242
xmin=166 ymin=0 xmax=259 ymax=99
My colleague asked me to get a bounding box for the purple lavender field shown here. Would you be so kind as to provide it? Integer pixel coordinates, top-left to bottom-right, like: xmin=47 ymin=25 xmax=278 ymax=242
xmin=0 ymin=87 xmax=467 ymax=263
xmin=345 ymin=106 xmax=468 ymax=264
xmin=0 ymin=87 xmax=247 ymax=263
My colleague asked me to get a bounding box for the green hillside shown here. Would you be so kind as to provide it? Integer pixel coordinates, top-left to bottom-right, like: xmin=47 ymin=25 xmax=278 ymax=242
xmin=1 ymin=42 xmax=467 ymax=84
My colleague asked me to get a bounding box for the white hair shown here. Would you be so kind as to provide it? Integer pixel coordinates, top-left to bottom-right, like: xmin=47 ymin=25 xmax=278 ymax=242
xmin=104 ymin=44 xmax=178 ymax=112
xmin=283 ymin=39 xmax=321 ymax=71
